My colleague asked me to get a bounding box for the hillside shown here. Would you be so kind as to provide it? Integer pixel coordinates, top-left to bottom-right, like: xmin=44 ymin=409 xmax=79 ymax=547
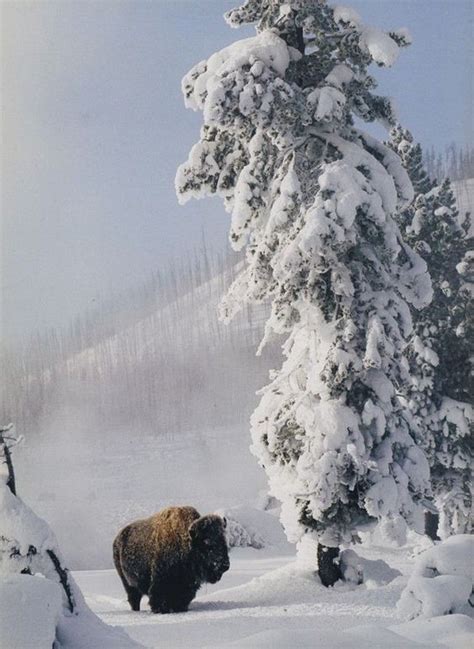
xmin=5 ymin=252 xmax=280 ymax=568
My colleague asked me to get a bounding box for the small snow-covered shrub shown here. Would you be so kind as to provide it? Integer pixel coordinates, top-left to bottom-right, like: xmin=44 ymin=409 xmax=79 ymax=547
xmin=254 ymin=490 xmax=280 ymax=513
xmin=0 ymin=574 xmax=62 ymax=649
xmin=216 ymin=505 xmax=288 ymax=549
xmin=223 ymin=516 xmax=265 ymax=549
xmin=340 ymin=549 xmax=401 ymax=587
xmin=397 ymin=534 xmax=474 ymax=619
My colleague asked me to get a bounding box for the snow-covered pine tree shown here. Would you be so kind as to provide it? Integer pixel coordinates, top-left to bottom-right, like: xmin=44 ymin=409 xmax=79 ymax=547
xmin=388 ymin=126 xmax=435 ymax=201
xmin=389 ymin=127 xmax=473 ymax=539
xmin=176 ymin=0 xmax=432 ymax=585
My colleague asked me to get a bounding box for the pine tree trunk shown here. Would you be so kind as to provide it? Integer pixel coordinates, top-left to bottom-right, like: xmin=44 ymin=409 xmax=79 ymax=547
xmin=317 ymin=543 xmax=342 ymax=587
xmin=425 ymin=510 xmax=440 ymax=541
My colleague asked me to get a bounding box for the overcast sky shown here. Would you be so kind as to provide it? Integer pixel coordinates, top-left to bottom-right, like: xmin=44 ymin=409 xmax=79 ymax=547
xmin=2 ymin=0 xmax=473 ymax=343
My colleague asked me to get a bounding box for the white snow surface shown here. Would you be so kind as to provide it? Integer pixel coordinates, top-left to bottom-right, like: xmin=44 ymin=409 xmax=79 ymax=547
xmin=395 ymin=615 xmax=474 ymax=649
xmin=0 ymin=574 xmax=62 ymax=649
xmin=69 ymin=533 xmax=473 ymax=649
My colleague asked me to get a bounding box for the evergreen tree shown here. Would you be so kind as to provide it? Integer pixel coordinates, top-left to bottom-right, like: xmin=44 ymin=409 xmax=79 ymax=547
xmin=177 ymin=0 xmax=432 ymax=585
xmin=389 ymin=126 xmax=434 ymax=197
xmin=389 ymin=127 xmax=473 ymax=538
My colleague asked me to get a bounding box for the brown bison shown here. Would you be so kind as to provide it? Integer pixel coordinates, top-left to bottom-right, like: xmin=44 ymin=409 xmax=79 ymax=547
xmin=113 ymin=506 xmax=230 ymax=613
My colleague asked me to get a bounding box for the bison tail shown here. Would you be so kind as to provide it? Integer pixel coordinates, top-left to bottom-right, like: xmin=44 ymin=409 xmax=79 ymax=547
xmin=113 ymin=528 xmax=129 ymax=583
xmin=113 ymin=537 xmax=122 ymax=574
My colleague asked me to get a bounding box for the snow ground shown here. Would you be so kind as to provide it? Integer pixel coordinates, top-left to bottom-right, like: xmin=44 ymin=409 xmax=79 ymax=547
xmin=73 ymin=541 xmax=473 ymax=649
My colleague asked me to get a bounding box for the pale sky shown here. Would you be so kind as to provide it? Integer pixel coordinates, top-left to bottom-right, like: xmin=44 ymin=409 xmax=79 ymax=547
xmin=2 ymin=0 xmax=472 ymax=343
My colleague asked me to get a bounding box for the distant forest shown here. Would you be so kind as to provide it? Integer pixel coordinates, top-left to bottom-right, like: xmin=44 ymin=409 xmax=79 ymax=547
xmin=424 ymin=143 xmax=474 ymax=182
xmin=0 ymin=246 xmax=279 ymax=441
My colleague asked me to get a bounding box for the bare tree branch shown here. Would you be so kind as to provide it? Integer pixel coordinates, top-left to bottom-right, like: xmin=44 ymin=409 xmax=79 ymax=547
xmin=46 ymin=549 xmax=75 ymax=613
xmin=0 ymin=424 xmax=16 ymax=495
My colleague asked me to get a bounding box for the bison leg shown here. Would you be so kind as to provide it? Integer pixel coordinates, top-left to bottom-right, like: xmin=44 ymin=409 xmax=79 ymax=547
xmin=148 ymin=588 xmax=171 ymax=614
xmin=150 ymin=581 xmax=196 ymax=614
xmin=113 ymin=538 xmax=143 ymax=611
xmin=169 ymin=594 xmax=193 ymax=613
xmin=125 ymin=586 xmax=143 ymax=612
xmin=117 ymin=570 xmax=143 ymax=611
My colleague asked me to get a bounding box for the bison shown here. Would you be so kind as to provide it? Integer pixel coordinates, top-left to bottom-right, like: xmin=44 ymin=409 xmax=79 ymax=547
xmin=113 ymin=506 xmax=230 ymax=613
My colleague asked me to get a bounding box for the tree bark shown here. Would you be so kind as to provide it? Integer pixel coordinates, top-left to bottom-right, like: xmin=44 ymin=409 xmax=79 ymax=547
xmin=317 ymin=543 xmax=342 ymax=587
xmin=0 ymin=425 xmax=16 ymax=495
xmin=46 ymin=550 xmax=75 ymax=613
xmin=425 ymin=510 xmax=440 ymax=541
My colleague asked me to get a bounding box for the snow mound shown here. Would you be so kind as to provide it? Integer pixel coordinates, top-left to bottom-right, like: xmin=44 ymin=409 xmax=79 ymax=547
xmin=393 ymin=614 xmax=474 ymax=649
xmin=199 ymin=557 xmax=400 ymax=611
xmin=0 ymin=574 xmax=62 ymax=649
xmin=397 ymin=535 xmax=474 ymax=619
xmin=202 ymin=561 xmax=323 ymax=607
xmin=56 ymin=606 xmax=145 ymax=649
xmin=398 ymin=575 xmax=472 ymax=619
xmin=340 ymin=548 xmax=401 ymax=587
xmin=412 ymin=535 xmax=474 ymax=582
xmin=0 ymin=479 xmax=57 ymax=563
xmin=216 ymin=505 xmax=289 ymax=549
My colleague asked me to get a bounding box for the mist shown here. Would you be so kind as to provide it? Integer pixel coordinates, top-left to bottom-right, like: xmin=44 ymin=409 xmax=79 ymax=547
xmin=5 ymin=250 xmax=278 ymax=568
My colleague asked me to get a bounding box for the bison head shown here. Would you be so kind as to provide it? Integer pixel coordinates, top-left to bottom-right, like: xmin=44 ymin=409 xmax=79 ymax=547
xmin=189 ymin=514 xmax=230 ymax=583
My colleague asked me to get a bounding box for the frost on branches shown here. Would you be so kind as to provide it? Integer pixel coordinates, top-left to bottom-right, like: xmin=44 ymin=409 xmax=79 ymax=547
xmin=389 ymin=126 xmax=473 ymax=538
xmin=176 ymin=0 xmax=432 ymax=559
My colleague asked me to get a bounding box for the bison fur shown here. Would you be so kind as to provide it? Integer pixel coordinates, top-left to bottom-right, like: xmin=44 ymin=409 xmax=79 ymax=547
xmin=113 ymin=506 xmax=229 ymax=613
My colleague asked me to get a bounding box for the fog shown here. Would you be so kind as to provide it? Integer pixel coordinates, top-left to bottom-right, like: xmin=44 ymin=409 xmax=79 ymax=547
xmin=5 ymin=251 xmax=278 ymax=568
